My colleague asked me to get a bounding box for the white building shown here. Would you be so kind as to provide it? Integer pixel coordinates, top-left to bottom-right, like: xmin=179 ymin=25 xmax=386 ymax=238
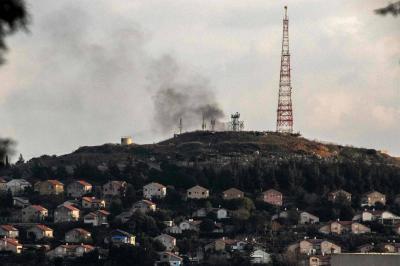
xmin=143 ymin=182 xmax=167 ymax=199
xmin=251 ymin=249 xmax=271 ymax=264
xmin=154 ymin=234 xmax=176 ymax=251
xmin=6 ymin=179 xmax=31 ymax=195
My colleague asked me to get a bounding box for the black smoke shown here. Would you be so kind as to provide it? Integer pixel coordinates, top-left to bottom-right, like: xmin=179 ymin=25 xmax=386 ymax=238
xmin=150 ymin=56 xmax=224 ymax=133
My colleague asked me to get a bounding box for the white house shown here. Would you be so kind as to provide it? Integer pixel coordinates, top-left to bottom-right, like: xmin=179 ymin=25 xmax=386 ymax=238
xmin=0 ymin=225 xmax=19 ymax=238
xmin=179 ymin=220 xmax=201 ymax=232
xmin=251 ymin=249 xmax=271 ymax=264
xmin=0 ymin=238 xmax=23 ymax=253
xmin=299 ymin=211 xmax=320 ymax=224
xmin=154 ymin=234 xmax=176 ymax=251
xmin=143 ymin=182 xmax=167 ymax=199
xmin=187 ymin=185 xmax=209 ymax=199
xmin=6 ymin=179 xmax=31 ymax=195
xmin=158 ymin=251 xmax=183 ymax=266
xmin=215 ymin=208 xmax=228 ymax=219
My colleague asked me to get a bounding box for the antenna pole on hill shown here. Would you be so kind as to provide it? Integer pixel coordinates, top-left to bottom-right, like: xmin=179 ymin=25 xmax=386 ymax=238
xmin=179 ymin=117 xmax=183 ymax=134
xmin=276 ymin=6 xmax=294 ymax=134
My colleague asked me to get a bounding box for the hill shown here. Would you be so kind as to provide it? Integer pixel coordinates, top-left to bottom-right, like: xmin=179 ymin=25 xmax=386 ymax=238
xmin=23 ymin=130 xmax=399 ymax=168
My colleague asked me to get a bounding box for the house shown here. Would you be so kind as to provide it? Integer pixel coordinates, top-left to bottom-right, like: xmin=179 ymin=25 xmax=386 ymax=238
xmin=26 ymin=224 xmax=53 ymax=240
xmin=114 ymin=211 xmax=134 ymax=223
xmin=158 ymin=251 xmax=183 ymax=266
xmin=165 ymin=225 xmax=182 ymax=235
xmin=251 ymin=249 xmax=271 ymax=264
xmin=309 ymin=255 xmax=331 ymax=266
xmin=362 ymin=191 xmax=386 ymax=206
xmin=179 ymin=219 xmax=201 ymax=232
xmin=66 ymin=180 xmax=92 ymax=198
xmin=214 ymin=208 xmax=228 ymax=219
xmin=320 ymin=221 xmax=352 ymax=235
xmin=261 ymin=189 xmax=283 ymax=206
xmin=84 ymin=210 xmax=110 ymax=226
xmin=143 ymin=182 xmax=167 ymax=199
xmin=131 ymin=199 xmax=156 ymax=213
xmin=300 ymin=239 xmax=340 ymax=255
xmin=394 ymin=224 xmax=400 ymax=235
xmin=54 ymin=205 xmax=80 ymax=223
xmin=328 ymin=190 xmax=352 ymax=203
xmin=21 ymin=205 xmax=48 ymax=222
xmin=299 ymin=211 xmax=320 ymax=224
xmin=187 ymin=185 xmax=209 ymax=199
xmin=0 ymin=177 xmax=7 ymax=192
xmin=320 ymin=240 xmax=341 ymax=254
xmin=382 ymin=243 xmax=400 ymax=253
xmin=102 ymin=180 xmax=127 ymax=197
xmin=222 ymin=188 xmax=244 ymax=200
xmin=319 ymin=221 xmax=370 ymax=235
xmin=6 ymin=179 xmax=31 ymax=195
xmin=34 ymin=180 xmax=64 ymax=195
xmin=351 ymin=222 xmax=371 ymax=234
xmin=12 ymin=196 xmax=30 ymax=208
xmin=361 ymin=210 xmax=400 ymax=224
xmin=154 ymin=234 xmax=176 ymax=251
xmin=0 ymin=238 xmax=22 ymax=253
xmin=65 ymin=228 xmax=92 ymax=243
xmin=208 ymin=238 xmax=247 ymax=252
xmin=357 ymin=243 xmax=376 ymax=253
xmin=105 ymin=229 xmax=135 ymax=246
xmin=300 ymin=239 xmax=323 ymax=254
xmin=192 ymin=208 xmax=208 ymax=218
xmin=0 ymin=225 xmax=19 ymax=238
xmin=82 ymin=197 xmax=106 ymax=209
xmin=48 ymin=244 xmax=95 ymax=258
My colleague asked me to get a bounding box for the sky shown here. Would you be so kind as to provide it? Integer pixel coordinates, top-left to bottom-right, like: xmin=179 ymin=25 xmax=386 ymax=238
xmin=0 ymin=0 xmax=399 ymax=160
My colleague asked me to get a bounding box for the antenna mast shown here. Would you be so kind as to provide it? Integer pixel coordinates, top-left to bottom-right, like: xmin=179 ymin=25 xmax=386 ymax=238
xmin=276 ymin=6 xmax=294 ymax=134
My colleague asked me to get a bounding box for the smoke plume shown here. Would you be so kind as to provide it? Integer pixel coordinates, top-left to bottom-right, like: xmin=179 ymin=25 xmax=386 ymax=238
xmin=150 ymin=55 xmax=224 ymax=133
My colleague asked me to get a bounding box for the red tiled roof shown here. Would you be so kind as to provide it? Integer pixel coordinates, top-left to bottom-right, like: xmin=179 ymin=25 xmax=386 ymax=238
xmin=35 ymin=224 xmax=53 ymax=232
xmin=60 ymin=244 xmax=94 ymax=250
xmin=61 ymin=204 xmax=79 ymax=211
xmin=76 ymin=180 xmax=92 ymax=187
xmin=47 ymin=180 xmax=64 ymax=186
xmin=31 ymin=205 xmax=47 ymax=212
xmin=1 ymin=225 xmax=18 ymax=232
xmin=2 ymin=238 xmax=20 ymax=246
xmin=82 ymin=197 xmax=103 ymax=203
xmin=71 ymin=228 xmax=91 ymax=235
xmin=141 ymin=199 xmax=156 ymax=206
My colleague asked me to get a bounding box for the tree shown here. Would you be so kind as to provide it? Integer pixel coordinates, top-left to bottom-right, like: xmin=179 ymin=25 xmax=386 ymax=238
xmin=16 ymin=153 xmax=24 ymax=164
xmin=0 ymin=0 xmax=29 ymax=64
xmin=200 ymin=218 xmax=215 ymax=232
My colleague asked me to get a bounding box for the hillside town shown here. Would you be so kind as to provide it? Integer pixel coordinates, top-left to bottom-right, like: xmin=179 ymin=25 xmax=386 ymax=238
xmin=1 ymin=165 xmax=400 ymax=265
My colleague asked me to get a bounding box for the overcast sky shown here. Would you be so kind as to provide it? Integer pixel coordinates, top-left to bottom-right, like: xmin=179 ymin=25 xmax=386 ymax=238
xmin=0 ymin=0 xmax=399 ymax=159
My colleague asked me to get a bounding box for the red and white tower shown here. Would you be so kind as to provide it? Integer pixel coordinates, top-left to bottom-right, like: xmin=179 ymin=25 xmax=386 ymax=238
xmin=276 ymin=6 xmax=293 ymax=134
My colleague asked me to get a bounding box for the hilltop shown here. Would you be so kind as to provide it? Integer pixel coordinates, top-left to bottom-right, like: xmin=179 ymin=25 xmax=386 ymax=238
xmin=24 ymin=131 xmax=399 ymax=169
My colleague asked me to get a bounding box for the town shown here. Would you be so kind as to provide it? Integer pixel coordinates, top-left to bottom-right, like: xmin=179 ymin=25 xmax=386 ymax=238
xmin=1 ymin=130 xmax=400 ymax=266
xmin=0 ymin=1 xmax=399 ymax=265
